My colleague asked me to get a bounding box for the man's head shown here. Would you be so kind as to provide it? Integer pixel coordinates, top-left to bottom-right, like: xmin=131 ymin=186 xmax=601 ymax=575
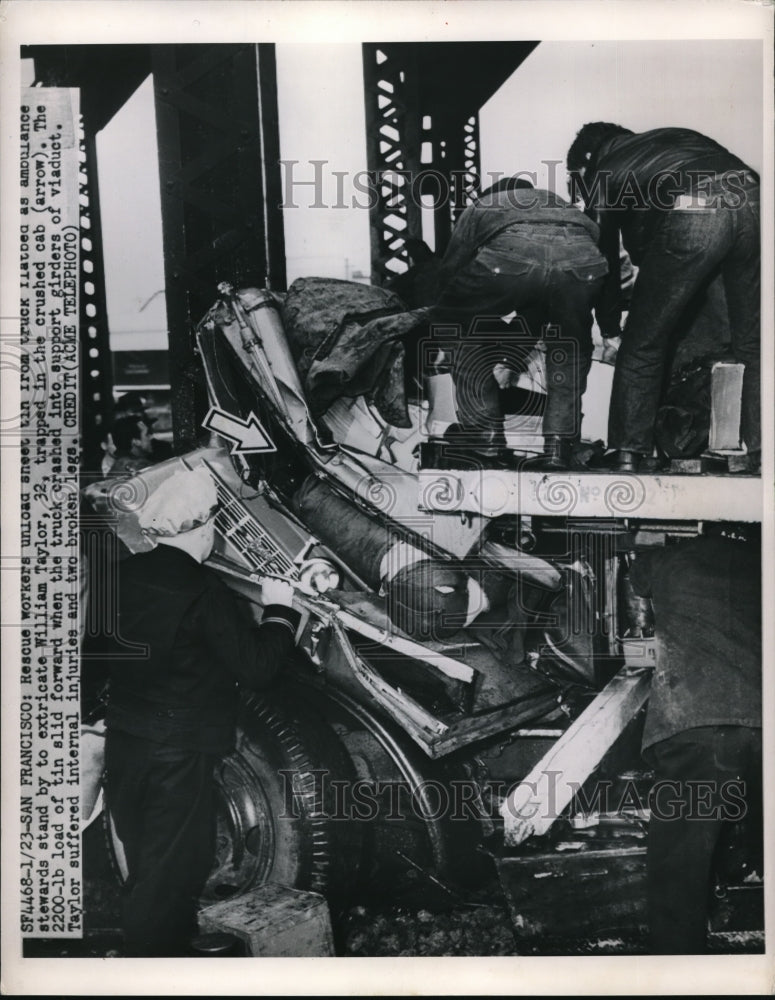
xmin=138 ymin=467 xmax=220 ymax=562
xmin=111 ymin=415 xmax=154 ymax=459
xmin=115 ymin=391 xmax=152 ymax=420
xmin=566 ymin=122 xmax=634 ymax=174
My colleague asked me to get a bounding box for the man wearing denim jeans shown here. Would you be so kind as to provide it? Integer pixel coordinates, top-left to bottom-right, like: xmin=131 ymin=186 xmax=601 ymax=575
xmin=431 ymin=179 xmax=608 ymax=469
xmin=567 ymin=123 xmax=761 ymax=472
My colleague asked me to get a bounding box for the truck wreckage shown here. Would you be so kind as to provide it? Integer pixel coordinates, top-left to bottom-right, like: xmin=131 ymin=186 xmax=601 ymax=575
xmin=82 ymin=279 xmax=763 ymax=943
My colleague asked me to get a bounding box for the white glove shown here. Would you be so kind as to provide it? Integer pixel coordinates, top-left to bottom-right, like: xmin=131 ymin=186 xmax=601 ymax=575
xmin=261 ymin=577 xmax=295 ymax=607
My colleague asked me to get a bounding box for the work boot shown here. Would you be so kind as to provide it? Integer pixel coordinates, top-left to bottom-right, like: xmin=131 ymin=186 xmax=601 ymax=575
xmin=593 ymin=449 xmax=643 ymax=472
xmin=611 ymin=449 xmax=641 ymax=473
xmin=473 ymin=427 xmax=509 ymax=460
xmin=744 ymin=449 xmax=761 ymax=475
xmin=521 ymin=435 xmax=572 ymax=471
xmin=640 ymin=454 xmax=667 ymax=473
xmin=452 ymin=425 xmax=509 ymax=462
xmin=430 ymin=424 xmax=513 ymax=469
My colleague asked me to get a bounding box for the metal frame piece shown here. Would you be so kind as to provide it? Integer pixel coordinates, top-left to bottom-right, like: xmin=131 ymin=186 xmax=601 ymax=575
xmin=362 ymin=44 xmax=424 ymax=285
xmin=78 ymin=123 xmax=116 ymax=469
xmin=417 ymin=467 xmax=764 ymax=522
xmin=500 ymin=666 xmax=653 ymax=846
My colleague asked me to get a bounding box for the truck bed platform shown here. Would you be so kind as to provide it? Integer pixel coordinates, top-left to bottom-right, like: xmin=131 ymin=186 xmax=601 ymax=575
xmin=418 ymin=467 xmax=762 ymax=521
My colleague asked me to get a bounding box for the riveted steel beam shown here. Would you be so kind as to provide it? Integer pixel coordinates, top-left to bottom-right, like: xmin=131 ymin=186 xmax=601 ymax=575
xmin=152 ymin=43 xmax=286 ymax=451
xmin=363 ymin=42 xmax=538 ymax=281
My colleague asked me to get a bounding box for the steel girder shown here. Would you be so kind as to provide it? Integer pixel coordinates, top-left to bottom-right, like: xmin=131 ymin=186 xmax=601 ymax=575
xmin=26 ymin=43 xmax=287 ymax=456
xmin=78 ymin=125 xmax=116 ymax=471
xmin=363 ymin=44 xmax=425 ymax=285
xmin=23 ymin=46 xmax=123 ymax=473
xmin=152 ymin=43 xmax=286 ymax=450
xmin=362 ymin=41 xmax=539 ymax=283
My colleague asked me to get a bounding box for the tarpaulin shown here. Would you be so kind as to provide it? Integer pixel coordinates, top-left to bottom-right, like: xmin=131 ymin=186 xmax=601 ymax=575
xmin=280 ymin=276 xmax=430 ymax=428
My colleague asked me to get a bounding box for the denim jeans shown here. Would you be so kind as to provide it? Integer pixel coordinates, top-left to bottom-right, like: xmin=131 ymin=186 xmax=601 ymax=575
xmin=435 ymin=225 xmax=607 ymax=440
xmin=610 ymin=188 xmax=761 ymax=454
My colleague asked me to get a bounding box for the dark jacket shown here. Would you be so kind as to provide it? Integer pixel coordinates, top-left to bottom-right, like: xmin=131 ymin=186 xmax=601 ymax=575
xmin=583 ymin=127 xmax=756 ymax=337
xmin=629 ymin=536 xmax=761 ymax=750
xmin=435 ymin=187 xmax=600 ymax=299
xmin=104 ymin=545 xmax=300 ymax=754
xmin=109 ymin=453 xmax=153 ymax=476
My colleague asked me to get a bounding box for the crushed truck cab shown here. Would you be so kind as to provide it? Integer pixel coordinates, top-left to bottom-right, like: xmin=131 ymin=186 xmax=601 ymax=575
xmin=82 ymin=280 xmax=762 ymax=939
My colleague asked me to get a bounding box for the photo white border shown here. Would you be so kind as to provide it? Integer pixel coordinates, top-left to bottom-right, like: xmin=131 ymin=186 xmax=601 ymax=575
xmin=1 ymin=1 xmax=773 ymax=995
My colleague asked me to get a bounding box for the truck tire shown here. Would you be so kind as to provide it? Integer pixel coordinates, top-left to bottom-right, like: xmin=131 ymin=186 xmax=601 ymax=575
xmin=103 ymin=678 xmax=486 ymax=904
xmin=103 ymin=684 xmax=363 ymax=904
xmin=204 ymin=685 xmax=362 ymax=902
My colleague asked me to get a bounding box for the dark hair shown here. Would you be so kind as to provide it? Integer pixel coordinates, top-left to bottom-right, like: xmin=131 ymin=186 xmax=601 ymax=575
xmin=114 ymin=391 xmax=150 ymax=418
xmin=566 ymin=122 xmax=633 ymax=172
xmin=111 ymin=415 xmax=149 ymax=452
xmin=479 ymin=175 xmax=535 ymax=197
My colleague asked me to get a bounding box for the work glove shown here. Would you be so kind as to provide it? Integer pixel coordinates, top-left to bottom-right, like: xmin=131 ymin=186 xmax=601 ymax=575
xmin=261 ymin=577 xmax=295 ymax=607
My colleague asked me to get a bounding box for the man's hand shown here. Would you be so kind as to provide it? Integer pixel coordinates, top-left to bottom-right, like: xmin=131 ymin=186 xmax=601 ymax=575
xmin=601 ymin=335 xmax=621 ymax=365
xmin=261 ymin=577 xmax=296 ymax=607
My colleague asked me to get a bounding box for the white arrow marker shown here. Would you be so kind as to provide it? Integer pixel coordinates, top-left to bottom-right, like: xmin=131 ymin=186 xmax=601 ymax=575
xmin=202 ymin=407 xmax=277 ymax=455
